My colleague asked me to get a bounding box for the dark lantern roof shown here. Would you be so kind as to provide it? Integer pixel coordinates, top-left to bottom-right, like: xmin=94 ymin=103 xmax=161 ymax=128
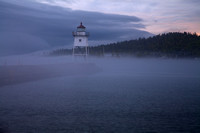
xmin=77 ymin=22 xmax=86 ymax=29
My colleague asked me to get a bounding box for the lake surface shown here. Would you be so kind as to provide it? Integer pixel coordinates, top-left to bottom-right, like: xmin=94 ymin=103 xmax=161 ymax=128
xmin=0 ymin=56 xmax=200 ymax=133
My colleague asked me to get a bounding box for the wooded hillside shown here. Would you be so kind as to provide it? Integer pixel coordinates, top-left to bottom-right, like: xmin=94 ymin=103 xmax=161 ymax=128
xmin=50 ymin=32 xmax=200 ymax=58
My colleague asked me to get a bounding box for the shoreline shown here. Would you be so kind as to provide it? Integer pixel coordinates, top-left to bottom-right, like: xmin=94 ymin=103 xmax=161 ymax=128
xmin=0 ymin=63 xmax=101 ymax=87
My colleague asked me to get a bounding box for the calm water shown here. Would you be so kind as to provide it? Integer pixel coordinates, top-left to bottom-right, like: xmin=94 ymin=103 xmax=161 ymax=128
xmin=0 ymin=57 xmax=200 ymax=133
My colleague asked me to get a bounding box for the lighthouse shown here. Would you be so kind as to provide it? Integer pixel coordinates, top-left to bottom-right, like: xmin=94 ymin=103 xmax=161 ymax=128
xmin=72 ymin=22 xmax=89 ymax=57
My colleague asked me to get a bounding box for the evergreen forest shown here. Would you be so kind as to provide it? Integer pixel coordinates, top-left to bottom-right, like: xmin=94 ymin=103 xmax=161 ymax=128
xmin=49 ymin=32 xmax=200 ymax=58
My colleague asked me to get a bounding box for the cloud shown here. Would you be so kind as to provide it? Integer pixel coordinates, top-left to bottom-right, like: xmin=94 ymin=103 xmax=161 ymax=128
xmin=0 ymin=0 xmax=152 ymax=56
xmin=35 ymin=0 xmax=200 ymax=34
xmin=2 ymin=0 xmax=199 ymax=37
xmin=0 ymin=32 xmax=50 ymax=56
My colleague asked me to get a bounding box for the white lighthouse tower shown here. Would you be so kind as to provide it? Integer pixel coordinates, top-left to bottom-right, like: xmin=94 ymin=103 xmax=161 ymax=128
xmin=72 ymin=22 xmax=89 ymax=57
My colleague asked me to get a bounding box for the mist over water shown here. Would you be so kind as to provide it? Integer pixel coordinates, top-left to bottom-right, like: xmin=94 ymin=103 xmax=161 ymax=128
xmin=0 ymin=55 xmax=200 ymax=132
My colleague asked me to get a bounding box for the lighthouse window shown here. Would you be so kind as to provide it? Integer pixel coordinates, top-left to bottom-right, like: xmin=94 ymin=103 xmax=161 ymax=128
xmin=79 ymin=39 xmax=82 ymax=42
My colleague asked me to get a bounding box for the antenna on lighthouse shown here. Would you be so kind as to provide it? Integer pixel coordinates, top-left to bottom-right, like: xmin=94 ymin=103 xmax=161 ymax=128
xmin=72 ymin=22 xmax=89 ymax=57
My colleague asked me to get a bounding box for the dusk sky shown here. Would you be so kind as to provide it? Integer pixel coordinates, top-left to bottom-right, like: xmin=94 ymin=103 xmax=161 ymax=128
xmin=0 ymin=0 xmax=200 ymax=55
xmin=36 ymin=0 xmax=200 ymax=34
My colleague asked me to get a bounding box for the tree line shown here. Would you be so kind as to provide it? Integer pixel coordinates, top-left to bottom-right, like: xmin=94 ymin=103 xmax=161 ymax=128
xmin=49 ymin=32 xmax=200 ymax=58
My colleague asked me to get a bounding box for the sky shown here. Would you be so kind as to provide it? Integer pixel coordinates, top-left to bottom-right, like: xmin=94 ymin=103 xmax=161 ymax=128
xmin=0 ymin=0 xmax=200 ymax=55
xmin=36 ymin=0 xmax=200 ymax=35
